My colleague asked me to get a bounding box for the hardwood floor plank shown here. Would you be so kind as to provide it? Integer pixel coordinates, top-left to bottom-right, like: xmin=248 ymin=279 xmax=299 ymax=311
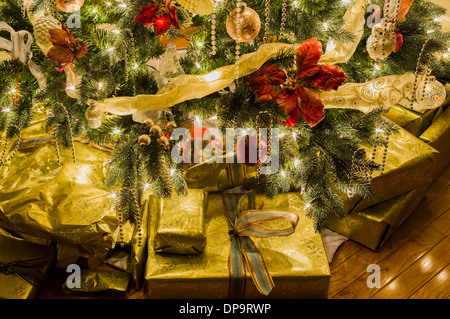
xmin=328 ymin=183 xmax=450 ymax=298
xmin=332 ymin=210 xmax=449 ymax=299
xmin=409 ymin=264 xmax=450 ymax=299
xmin=371 ymin=236 xmax=450 ymax=299
xmin=330 ymin=241 xmax=364 ymax=271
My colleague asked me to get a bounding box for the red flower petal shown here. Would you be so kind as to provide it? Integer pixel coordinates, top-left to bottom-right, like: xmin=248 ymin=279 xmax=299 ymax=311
xmin=75 ymin=42 xmax=88 ymax=59
xmin=153 ymin=17 xmax=171 ymax=36
xmin=249 ymin=64 xmax=287 ymax=102
xmin=309 ymin=64 xmax=347 ymax=91
xmin=47 ymin=45 xmax=75 ymax=64
xmin=277 ymin=89 xmax=299 ymax=114
xmin=297 ymin=87 xmax=325 ymax=127
xmin=393 ymin=33 xmax=403 ymax=53
xmin=284 ymin=105 xmax=300 ymax=127
xmin=397 ymin=0 xmax=414 ymax=22
xmin=48 ymin=28 xmax=72 ymax=48
xmin=296 ymin=38 xmax=322 ymax=80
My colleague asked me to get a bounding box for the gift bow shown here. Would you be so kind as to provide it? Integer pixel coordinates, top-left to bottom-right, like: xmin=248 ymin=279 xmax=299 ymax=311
xmin=221 ymin=190 xmax=299 ymax=297
xmin=0 ymin=22 xmax=47 ymax=90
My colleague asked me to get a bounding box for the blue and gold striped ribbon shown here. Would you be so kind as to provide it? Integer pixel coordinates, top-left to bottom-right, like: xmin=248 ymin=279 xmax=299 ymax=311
xmin=221 ymin=190 xmax=299 ymax=297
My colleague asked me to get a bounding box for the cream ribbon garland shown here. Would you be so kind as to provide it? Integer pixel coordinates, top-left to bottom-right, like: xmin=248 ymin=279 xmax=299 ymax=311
xmin=0 ymin=22 xmax=47 ymax=91
xmin=88 ymin=0 xmax=420 ymax=122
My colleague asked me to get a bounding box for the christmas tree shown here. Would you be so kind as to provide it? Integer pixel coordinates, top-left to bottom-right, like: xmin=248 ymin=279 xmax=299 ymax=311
xmin=0 ymin=0 xmax=448 ymax=236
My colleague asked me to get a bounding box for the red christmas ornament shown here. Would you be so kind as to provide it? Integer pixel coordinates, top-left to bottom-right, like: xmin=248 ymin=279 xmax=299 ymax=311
xmin=249 ymin=38 xmax=347 ymax=128
xmin=236 ymin=135 xmax=267 ymax=166
xmin=133 ymin=0 xmax=180 ymax=36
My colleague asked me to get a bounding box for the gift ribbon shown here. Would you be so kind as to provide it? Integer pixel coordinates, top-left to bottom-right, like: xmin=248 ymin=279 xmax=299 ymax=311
xmin=221 ymin=190 xmax=299 ymax=297
xmin=0 ymin=22 xmax=47 ymax=91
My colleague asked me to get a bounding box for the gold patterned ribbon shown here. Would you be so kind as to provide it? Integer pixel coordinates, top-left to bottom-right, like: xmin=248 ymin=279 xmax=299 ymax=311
xmin=221 ymin=189 xmax=299 ymax=297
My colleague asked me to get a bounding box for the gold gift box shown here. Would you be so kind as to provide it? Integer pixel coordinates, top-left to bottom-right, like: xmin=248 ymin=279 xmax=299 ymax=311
xmin=346 ymin=124 xmax=439 ymax=214
xmin=62 ymin=269 xmax=131 ymax=294
xmin=145 ymin=192 xmax=330 ymax=299
xmin=0 ymin=117 xmax=119 ymax=249
xmin=153 ymin=189 xmax=207 ymax=255
xmin=0 ymin=227 xmax=55 ymax=299
xmin=420 ymin=106 xmax=450 ymax=180
xmin=55 ymin=193 xmax=152 ymax=291
xmin=185 ymin=157 xmax=257 ymax=193
xmin=384 ymin=104 xmax=441 ymax=137
xmin=327 ymin=184 xmax=430 ymax=251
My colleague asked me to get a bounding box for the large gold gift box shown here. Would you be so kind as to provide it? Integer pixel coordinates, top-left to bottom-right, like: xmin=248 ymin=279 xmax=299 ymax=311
xmin=420 ymin=106 xmax=450 ymax=180
xmin=0 ymin=227 xmax=55 ymax=299
xmin=384 ymin=104 xmax=441 ymax=137
xmin=345 ymin=124 xmax=439 ymax=214
xmin=0 ymin=116 xmax=119 ymax=249
xmin=145 ymin=192 xmax=331 ymax=299
xmin=327 ymin=184 xmax=430 ymax=251
xmin=153 ymin=189 xmax=207 ymax=255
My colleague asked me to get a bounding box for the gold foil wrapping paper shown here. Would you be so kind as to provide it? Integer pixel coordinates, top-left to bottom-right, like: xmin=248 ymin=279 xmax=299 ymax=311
xmin=0 ymin=117 xmax=119 ymax=249
xmin=420 ymin=106 xmax=450 ymax=180
xmin=327 ymin=185 xmax=430 ymax=251
xmin=146 ymin=192 xmax=330 ymax=299
xmin=62 ymin=269 xmax=131 ymax=294
xmin=0 ymin=227 xmax=55 ymax=299
xmin=185 ymin=159 xmax=257 ymax=193
xmin=384 ymin=104 xmax=441 ymax=137
xmin=153 ymin=189 xmax=207 ymax=255
xmin=346 ymin=125 xmax=439 ymax=214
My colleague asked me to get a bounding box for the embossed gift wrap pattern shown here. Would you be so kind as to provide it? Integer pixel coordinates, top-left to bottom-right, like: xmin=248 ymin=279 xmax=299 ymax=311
xmin=153 ymin=189 xmax=207 ymax=255
xmin=145 ymin=192 xmax=330 ymax=298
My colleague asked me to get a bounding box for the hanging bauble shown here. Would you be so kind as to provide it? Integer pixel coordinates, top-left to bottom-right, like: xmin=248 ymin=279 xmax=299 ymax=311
xmin=226 ymin=3 xmax=261 ymax=43
xmin=366 ymin=20 xmax=396 ymax=61
xmin=176 ymin=0 xmax=214 ymax=15
xmin=139 ymin=134 xmax=152 ymax=146
xmin=157 ymin=136 xmax=170 ymax=147
xmin=236 ymin=135 xmax=267 ymax=166
xmin=415 ymin=76 xmax=447 ymax=109
xmin=85 ymin=103 xmax=103 ymax=128
xmin=33 ymin=16 xmax=61 ymax=45
xmin=55 ymin=0 xmax=85 ymax=13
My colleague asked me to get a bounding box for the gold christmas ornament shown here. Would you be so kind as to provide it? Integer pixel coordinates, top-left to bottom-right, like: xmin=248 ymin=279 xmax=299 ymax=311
xmin=143 ymin=118 xmax=154 ymax=128
xmin=166 ymin=120 xmax=177 ymax=130
xmin=33 ymin=16 xmax=61 ymax=45
xmin=85 ymin=103 xmax=103 ymax=129
xmin=176 ymin=0 xmax=214 ymax=15
xmin=157 ymin=136 xmax=169 ymax=147
xmin=226 ymin=3 xmax=261 ymax=43
xmin=138 ymin=134 xmax=152 ymax=146
xmin=56 ymin=0 xmax=85 ymax=13
xmin=150 ymin=125 xmax=162 ymax=137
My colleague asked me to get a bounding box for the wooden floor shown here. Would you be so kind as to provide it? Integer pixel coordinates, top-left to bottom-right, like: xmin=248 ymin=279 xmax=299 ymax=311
xmin=37 ymin=165 xmax=450 ymax=299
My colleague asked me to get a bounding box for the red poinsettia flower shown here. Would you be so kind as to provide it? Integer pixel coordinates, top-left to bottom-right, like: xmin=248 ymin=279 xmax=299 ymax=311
xmin=249 ymin=38 xmax=347 ymax=127
xmin=134 ymin=0 xmax=180 ymax=36
xmin=47 ymin=23 xmax=87 ymax=72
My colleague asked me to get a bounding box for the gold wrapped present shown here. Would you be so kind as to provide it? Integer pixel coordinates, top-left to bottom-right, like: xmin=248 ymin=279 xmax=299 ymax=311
xmin=146 ymin=192 xmax=330 ymax=299
xmin=153 ymin=189 xmax=207 ymax=255
xmin=0 ymin=227 xmax=55 ymax=299
xmin=420 ymin=106 xmax=450 ymax=180
xmin=55 ymin=193 xmax=151 ymax=291
xmin=384 ymin=104 xmax=440 ymax=137
xmin=0 ymin=117 xmax=119 ymax=249
xmin=62 ymin=269 xmax=131 ymax=294
xmin=185 ymin=157 xmax=257 ymax=192
xmin=346 ymin=125 xmax=439 ymax=214
xmin=327 ymin=185 xmax=430 ymax=251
